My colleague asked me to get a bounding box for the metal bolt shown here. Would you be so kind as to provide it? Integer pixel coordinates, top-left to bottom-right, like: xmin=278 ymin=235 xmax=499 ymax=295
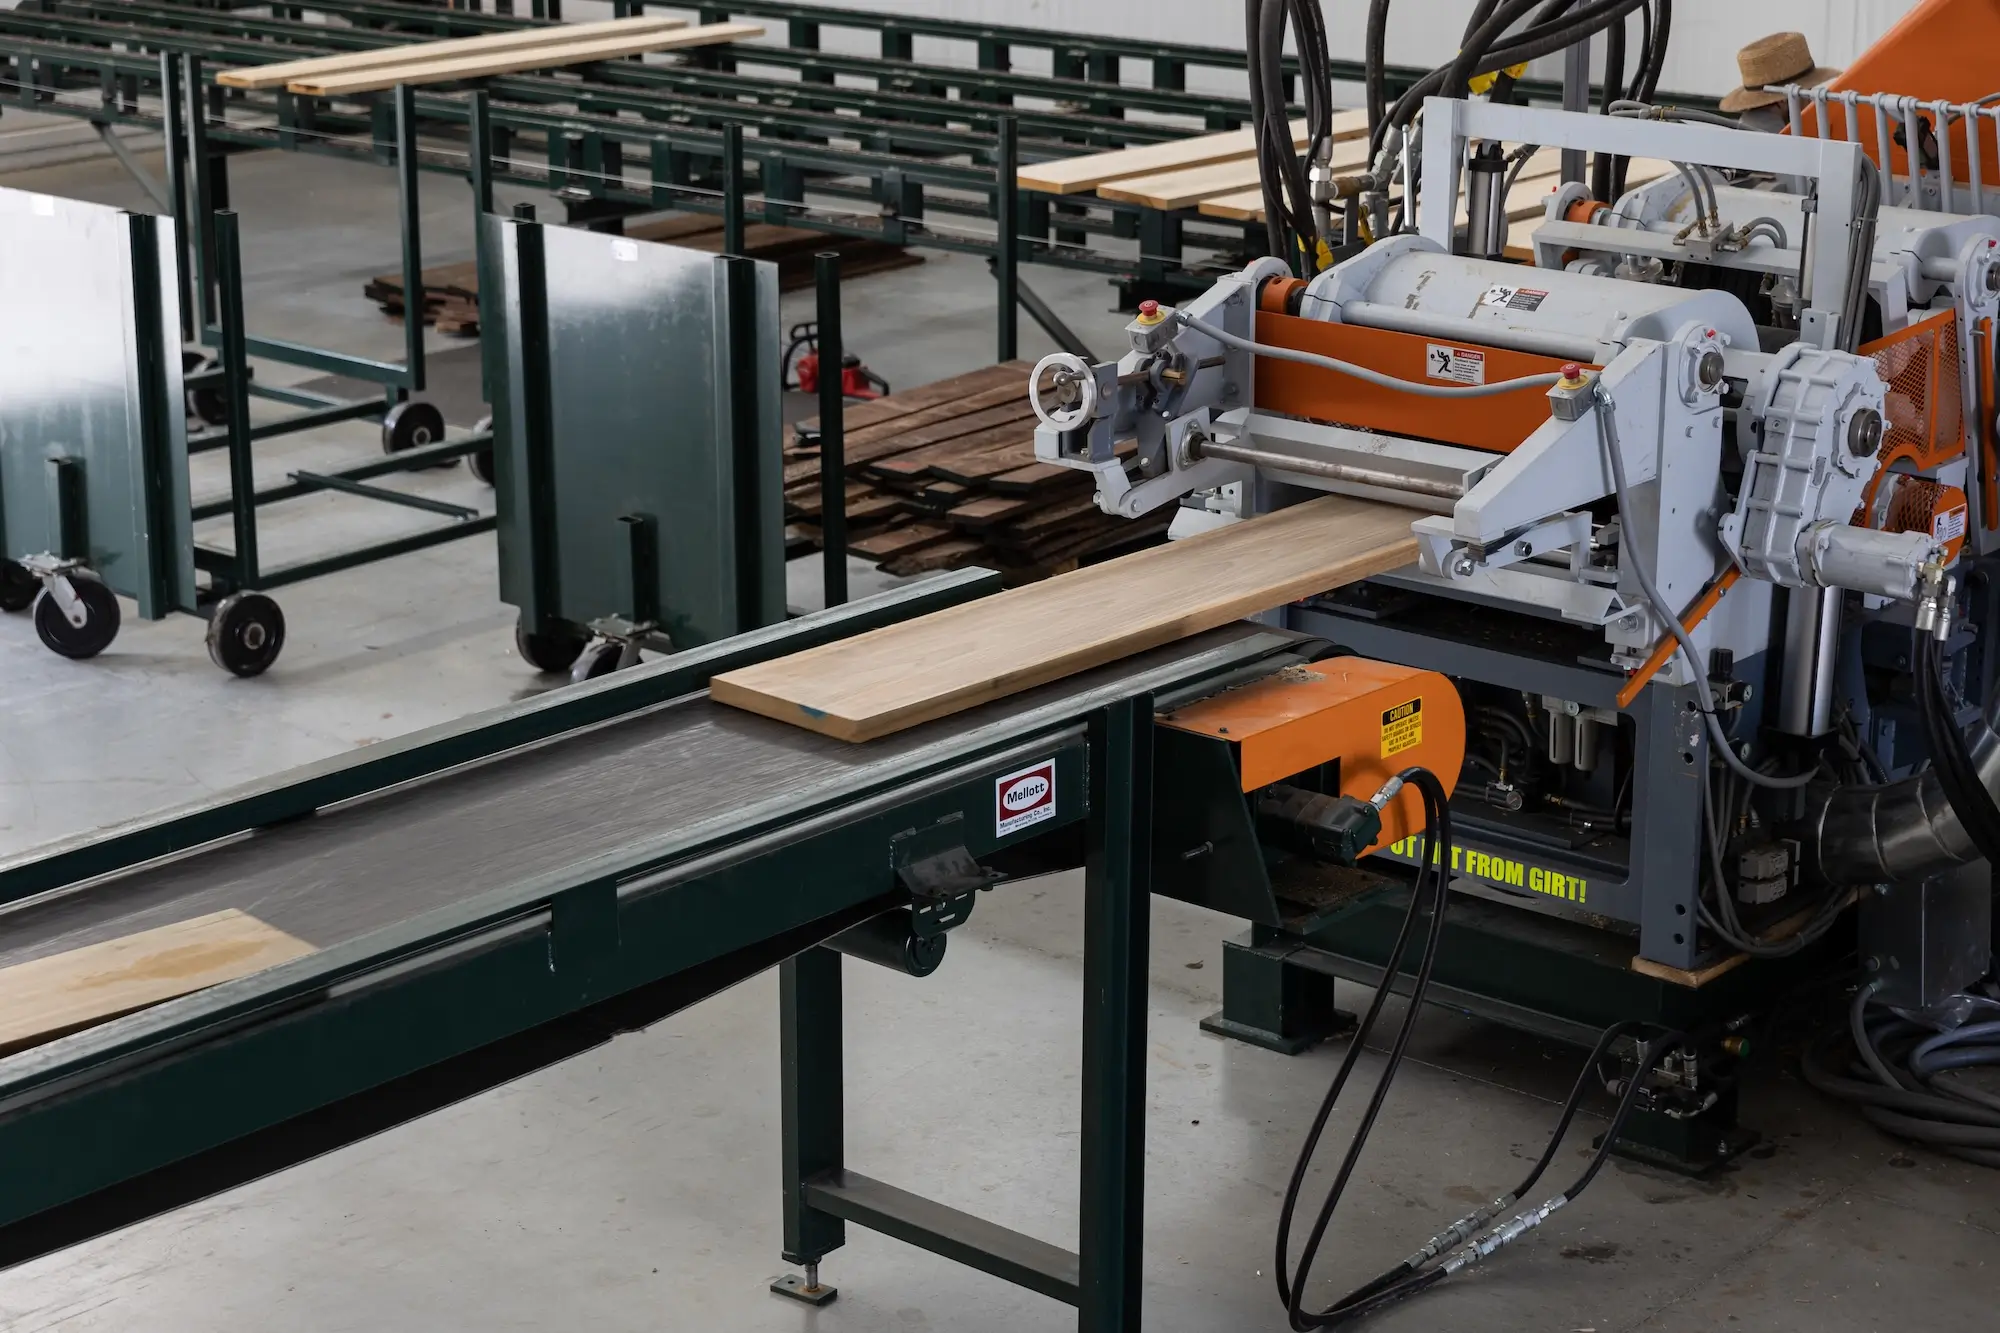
xmin=1451 ymin=552 xmax=1478 ymax=577
xmin=1514 ymin=540 xmax=1532 ymax=557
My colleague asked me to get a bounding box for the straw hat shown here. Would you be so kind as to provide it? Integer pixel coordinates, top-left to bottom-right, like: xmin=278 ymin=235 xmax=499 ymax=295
xmin=1719 ymin=32 xmax=1840 ymax=113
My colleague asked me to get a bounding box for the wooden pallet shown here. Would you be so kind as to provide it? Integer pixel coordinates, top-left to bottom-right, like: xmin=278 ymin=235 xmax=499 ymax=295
xmin=787 ymin=363 xmax=1172 ymax=584
xmin=365 ymin=214 xmax=920 ymax=335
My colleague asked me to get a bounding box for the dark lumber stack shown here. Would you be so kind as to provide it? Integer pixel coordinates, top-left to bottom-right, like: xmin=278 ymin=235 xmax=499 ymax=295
xmin=786 ymin=362 xmax=1172 ymax=583
xmin=364 ymin=213 xmax=921 ymax=335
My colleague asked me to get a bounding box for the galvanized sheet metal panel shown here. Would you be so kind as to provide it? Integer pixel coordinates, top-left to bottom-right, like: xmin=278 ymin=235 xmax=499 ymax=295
xmin=0 ymin=187 xmax=191 ymax=618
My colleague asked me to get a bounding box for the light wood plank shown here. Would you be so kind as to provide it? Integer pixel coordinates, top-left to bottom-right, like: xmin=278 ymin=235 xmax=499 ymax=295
xmin=1102 ymin=134 xmax=1372 ymax=211
xmin=712 ymin=494 xmax=1419 ymax=742
xmin=290 ymin=22 xmax=763 ymax=96
xmin=216 ymin=16 xmax=689 ymax=90
xmin=1018 ymin=110 xmax=1366 ymax=196
xmin=0 ymin=909 xmax=315 ymax=1055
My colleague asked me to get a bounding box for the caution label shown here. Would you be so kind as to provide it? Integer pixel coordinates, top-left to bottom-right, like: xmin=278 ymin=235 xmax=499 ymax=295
xmin=1480 ymin=284 xmax=1550 ymax=313
xmin=1380 ymin=698 xmax=1423 ymax=758
xmin=1425 ymin=343 xmax=1486 ymax=385
xmin=1934 ymin=504 xmax=1968 ymax=544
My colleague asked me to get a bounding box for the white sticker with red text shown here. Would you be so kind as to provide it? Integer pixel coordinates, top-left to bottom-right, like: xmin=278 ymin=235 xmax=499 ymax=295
xmin=1425 ymin=343 xmax=1486 ymax=385
xmin=995 ymin=760 xmax=1057 ymax=837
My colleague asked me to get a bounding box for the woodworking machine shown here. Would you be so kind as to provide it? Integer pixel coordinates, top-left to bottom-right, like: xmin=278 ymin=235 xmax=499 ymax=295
xmin=1034 ymin=95 xmax=2000 ymax=1168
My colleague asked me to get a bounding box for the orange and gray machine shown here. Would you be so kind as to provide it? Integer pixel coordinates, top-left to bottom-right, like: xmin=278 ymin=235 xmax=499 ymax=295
xmin=1030 ymin=58 xmax=2000 ymax=1168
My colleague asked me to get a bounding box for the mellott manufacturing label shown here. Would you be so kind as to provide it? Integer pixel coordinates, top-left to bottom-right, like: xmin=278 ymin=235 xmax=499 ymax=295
xmin=995 ymin=760 xmax=1057 ymax=837
xmin=1380 ymin=698 xmax=1423 ymax=758
xmin=1425 ymin=343 xmax=1486 ymax=385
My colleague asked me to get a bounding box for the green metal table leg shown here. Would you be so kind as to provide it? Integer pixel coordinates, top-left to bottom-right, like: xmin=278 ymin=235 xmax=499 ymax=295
xmin=1077 ymin=696 xmax=1153 ymax=1333
xmin=773 ymin=945 xmax=843 ymax=1306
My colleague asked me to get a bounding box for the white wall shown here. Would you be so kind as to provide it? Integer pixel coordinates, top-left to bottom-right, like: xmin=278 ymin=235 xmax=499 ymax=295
xmin=727 ymin=0 xmax=1928 ymax=104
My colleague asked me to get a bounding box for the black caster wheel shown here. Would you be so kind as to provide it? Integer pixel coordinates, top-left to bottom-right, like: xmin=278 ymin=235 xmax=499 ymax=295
xmin=206 ymin=591 xmax=286 ymax=677
xmin=183 ymin=352 xmax=227 ymax=426
xmin=468 ymin=413 xmax=496 ymax=485
xmin=569 ymin=640 xmax=631 ymax=684
xmin=514 ymin=617 xmax=588 ymax=674
xmin=0 ymin=559 xmax=36 ymax=613
xmin=381 ymin=400 xmax=453 ymax=466
xmin=33 ymin=571 xmax=121 ymax=660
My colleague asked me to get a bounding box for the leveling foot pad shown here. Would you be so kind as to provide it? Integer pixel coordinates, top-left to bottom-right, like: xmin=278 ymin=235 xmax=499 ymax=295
xmin=1199 ymin=1008 xmax=1358 ymax=1056
xmin=769 ymin=1274 xmax=838 ymax=1306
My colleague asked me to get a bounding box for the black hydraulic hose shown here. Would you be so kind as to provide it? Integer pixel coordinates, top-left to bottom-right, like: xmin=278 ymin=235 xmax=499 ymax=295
xmin=1270 ymin=766 xmax=1695 ymax=1326
xmin=1589 ymin=5 xmax=1627 ymax=201
xmin=1274 ymin=768 xmax=1455 ymax=1328
xmin=1364 ymin=0 xmax=1394 ymax=139
xmin=1376 ymin=0 xmax=1651 ymax=160
xmin=1913 ymin=631 xmax=2000 ymax=865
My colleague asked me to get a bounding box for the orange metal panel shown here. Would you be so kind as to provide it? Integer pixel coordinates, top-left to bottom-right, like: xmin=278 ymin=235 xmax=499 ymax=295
xmin=1158 ymin=657 xmax=1464 ymax=852
xmin=1805 ymin=0 xmax=2000 ymax=187
xmin=1251 ymin=310 xmax=1583 ymax=453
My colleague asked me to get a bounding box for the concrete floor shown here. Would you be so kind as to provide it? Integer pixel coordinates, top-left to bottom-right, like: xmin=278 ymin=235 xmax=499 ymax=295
xmin=0 ymin=147 xmax=1995 ymax=1331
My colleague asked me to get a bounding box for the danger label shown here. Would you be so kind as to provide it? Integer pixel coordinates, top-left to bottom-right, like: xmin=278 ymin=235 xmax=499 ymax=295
xmin=1480 ymin=284 xmax=1550 ymax=313
xmin=995 ymin=760 xmax=1057 ymax=837
xmin=1425 ymin=343 xmax=1486 ymax=385
xmin=1381 ymin=698 xmax=1424 ymax=758
xmin=1933 ymin=505 xmax=1968 ymax=544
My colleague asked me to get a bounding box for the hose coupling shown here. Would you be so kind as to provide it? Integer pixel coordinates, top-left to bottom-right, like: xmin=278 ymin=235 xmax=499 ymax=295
xmin=1440 ymin=1196 xmax=1567 ymax=1275
xmin=1913 ymin=562 xmax=1954 ymax=641
xmin=1369 ymin=775 xmax=1406 ymax=809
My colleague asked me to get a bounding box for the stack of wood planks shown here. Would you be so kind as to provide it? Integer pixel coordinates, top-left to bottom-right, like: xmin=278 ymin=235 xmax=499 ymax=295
xmin=787 ymin=363 xmax=1173 ymax=583
xmin=217 ymin=17 xmax=761 ymax=96
xmin=1021 ymin=117 xmax=1673 ymax=257
xmin=366 ymin=213 xmax=920 ymax=335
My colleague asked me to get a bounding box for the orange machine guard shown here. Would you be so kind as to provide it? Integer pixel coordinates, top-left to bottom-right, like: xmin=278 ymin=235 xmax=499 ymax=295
xmin=1158 ymin=657 xmax=1464 ymax=856
xmin=1810 ymin=0 xmax=2000 ymax=188
xmin=1252 ymin=310 xmax=1586 ymax=453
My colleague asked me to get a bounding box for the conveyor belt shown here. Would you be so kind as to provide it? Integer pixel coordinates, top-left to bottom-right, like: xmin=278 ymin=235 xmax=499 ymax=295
xmin=0 ymin=623 xmax=1289 ymax=975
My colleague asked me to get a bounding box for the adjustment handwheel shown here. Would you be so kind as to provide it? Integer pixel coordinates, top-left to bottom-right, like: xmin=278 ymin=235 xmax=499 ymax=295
xmin=1030 ymin=352 xmax=1098 ymax=431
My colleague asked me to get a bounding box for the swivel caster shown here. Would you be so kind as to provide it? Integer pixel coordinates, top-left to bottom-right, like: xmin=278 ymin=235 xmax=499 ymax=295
xmin=33 ymin=569 xmax=121 ymax=660
xmin=569 ymin=638 xmax=640 ymax=684
xmin=468 ymin=414 xmax=496 ymax=486
xmin=514 ymin=616 xmax=587 ymax=674
xmin=182 ymin=351 xmax=228 ymax=426
xmin=206 ymin=592 xmax=286 ymax=677
xmin=381 ymin=400 xmax=453 ymax=466
xmin=0 ymin=559 xmax=36 ymax=612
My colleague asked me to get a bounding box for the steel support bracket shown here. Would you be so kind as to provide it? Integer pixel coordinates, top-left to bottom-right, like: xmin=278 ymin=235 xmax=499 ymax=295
xmin=892 ymin=815 xmax=1002 ymax=937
